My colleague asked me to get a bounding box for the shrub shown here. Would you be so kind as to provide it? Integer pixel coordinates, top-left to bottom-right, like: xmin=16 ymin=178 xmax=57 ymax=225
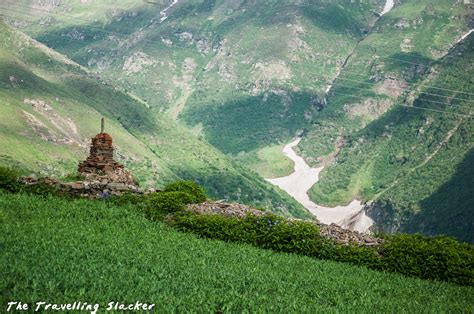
xmin=20 ymin=182 xmax=62 ymax=198
xmin=172 ymin=212 xmax=322 ymax=254
xmin=0 ymin=166 xmax=21 ymax=193
xmin=169 ymin=211 xmax=474 ymax=286
xmin=164 ymin=181 xmax=207 ymax=204
xmin=145 ymin=192 xmax=193 ymax=220
xmin=108 ymin=192 xmax=148 ymax=208
xmin=381 ymin=234 xmax=474 ymax=286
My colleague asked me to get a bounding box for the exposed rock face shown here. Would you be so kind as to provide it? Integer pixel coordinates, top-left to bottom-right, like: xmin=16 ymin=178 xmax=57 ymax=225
xmin=78 ymin=132 xmax=134 ymax=185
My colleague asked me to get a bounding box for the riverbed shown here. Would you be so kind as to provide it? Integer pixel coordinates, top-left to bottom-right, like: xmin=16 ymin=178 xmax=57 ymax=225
xmin=266 ymin=139 xmax=373 ymax=233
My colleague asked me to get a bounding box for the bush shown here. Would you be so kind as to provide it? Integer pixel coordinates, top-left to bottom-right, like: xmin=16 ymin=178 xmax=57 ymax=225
xmin=172 ymin=212 xmax=322 ymax=254
xmin=164 ymin=181 xmax=207 ymax=204
xmin=169 ymin=211 xmax=474 ymax=286
xmin=381 ymin=234 xmax=474 ymax=286
xmin=0 ymin=166 xmax=21 ymax=193
xmin=20 ymin=182 xmax=62 ymax=198
xmin=108 ymin=192 xmax=148 ymax=208
xmin=145 ymin=192 xmax=194 ymax=220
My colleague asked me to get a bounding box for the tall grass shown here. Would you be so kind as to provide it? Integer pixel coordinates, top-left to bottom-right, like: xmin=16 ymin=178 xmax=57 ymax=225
xmin=1 ymin=193 xmax=473 ymax=312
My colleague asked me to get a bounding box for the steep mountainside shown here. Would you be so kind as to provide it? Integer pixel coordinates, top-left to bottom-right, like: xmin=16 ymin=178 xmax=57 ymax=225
xmin=1 ymin=0 xmax=473 ymax=240
xmin=0 ymin=21 xmax=309 ymax=218
xmin=1 ymin=0 xmax=385 ymax=175
xmin=297 ymin=1 xmax=473 ymax=241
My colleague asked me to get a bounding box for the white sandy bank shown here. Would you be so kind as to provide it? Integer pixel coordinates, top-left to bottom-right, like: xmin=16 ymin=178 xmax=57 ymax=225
xmin=267 ymin=139 xmax=373 ymax=233
xmin=380 ymin=0 xmax=394 ymax=16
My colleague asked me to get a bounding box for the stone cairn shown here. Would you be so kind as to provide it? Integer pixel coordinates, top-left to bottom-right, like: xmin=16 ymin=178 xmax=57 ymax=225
xmin=77 ymin=118 xmax=134 ymax=185
xmin=22 ymin=119 xmax=152 ymax=198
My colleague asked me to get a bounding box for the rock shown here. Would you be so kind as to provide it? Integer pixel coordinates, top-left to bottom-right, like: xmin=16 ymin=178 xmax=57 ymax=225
xmin=106 ymin=183 xmax=129 ymax=191
xmin=64 ymin=182 xmax=84 ymax=190
xmin=187 ymin=201 xmax=265 ymax=218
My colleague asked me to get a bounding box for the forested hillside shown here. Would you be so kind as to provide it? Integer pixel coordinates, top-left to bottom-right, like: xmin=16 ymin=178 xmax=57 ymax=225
xmin=1 ymin=0 xmax=385 ymax=172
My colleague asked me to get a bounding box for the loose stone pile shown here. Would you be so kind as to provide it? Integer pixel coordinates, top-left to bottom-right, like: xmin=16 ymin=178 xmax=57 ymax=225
xmin=187 ymin=201 xmax=266 ymax=218
xmin=186 ymin=201 xmax=383 ymax=247
xmin=316 ymin=223 xmax=382 ymax=247
xmin=20 ymin=176 xmax=155 ymax=198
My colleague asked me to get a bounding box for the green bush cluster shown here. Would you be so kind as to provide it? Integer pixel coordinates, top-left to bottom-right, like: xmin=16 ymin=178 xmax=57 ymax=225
xmin=105 ymin=181 xmax=207 ymax=219
xmin=145 ymin=192 xmax=196 ymax=220
xmin=381 ymin=234 xmax=474 ymax=286
xmin=107 ymin=192 xmax=148 ymax=207
xmin=172 ymin=212 xmax=323 ymax=254
xmin=171 ymin=212 xmax=474 ymax=286
xmin=164 ymin=181 xmax=207 ymax=204
xmin=20 ymin=182 xmax=62 ymax=198
xmin=0 ymin=166 xmax=21 ymax=193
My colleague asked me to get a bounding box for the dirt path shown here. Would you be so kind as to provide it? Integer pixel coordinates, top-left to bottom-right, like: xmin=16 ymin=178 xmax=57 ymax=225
xmin=267 ymin=139 xmax=373 ymax=233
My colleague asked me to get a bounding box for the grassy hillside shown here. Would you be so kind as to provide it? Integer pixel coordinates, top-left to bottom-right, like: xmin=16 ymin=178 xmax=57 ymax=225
xmin=299 ymin=1 xmax=474 ymax=240
xmin=1 ymin=0 xmax=384 ymax=156
xmin=1 ymin=0 xmax=472 ymax=240
xmin=0 ymin=21 xmax=309 ymax=218
xmin=1 ymin=192 xmax=473 ymax=312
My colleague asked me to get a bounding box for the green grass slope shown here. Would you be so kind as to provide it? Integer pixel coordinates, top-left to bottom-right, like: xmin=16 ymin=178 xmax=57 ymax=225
xmin=1 ymin=192 xmax=473 ymax=312
xmin=299 ymin=1 xmax=473 ymax=240
xmin=0 ymin=21 xmax=309 ymax=218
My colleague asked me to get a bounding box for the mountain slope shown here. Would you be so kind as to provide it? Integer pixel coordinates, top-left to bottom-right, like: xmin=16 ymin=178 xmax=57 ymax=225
xmin=297 ymin=0 xmax=473 ymax=240
xmin=1 ymin=0 xmax=384 ymax=156
xmin=0 ymin=21 xmax=309 ymax=218
xmin=1 ymin=0 xmax=473 ymax=239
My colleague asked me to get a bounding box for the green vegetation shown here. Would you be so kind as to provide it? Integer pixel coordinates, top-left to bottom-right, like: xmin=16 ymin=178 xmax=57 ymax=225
xmin=234 ymin=144 xmax=294 ymax=179
xmin=145 ymin=191 xmax=193 ymax=218
xmin=172 ymin=213 xmax=322 ymax=255
xmin=2 ymin=192 xmax=474 ymax=312
xmin=164 ymin=180 xmax=207 ymax=204
xmin=0 ymin=21 xmax=309 ymax=218
xmin=0 ymin=166 xmax=20 ymax=193
xmin=171 ymin=211 xmax=474 ymax=286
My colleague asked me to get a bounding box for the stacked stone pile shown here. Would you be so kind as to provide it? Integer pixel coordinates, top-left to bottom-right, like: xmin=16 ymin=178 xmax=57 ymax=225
xmin=21 ymin=120 xmax=142 ymax=197
xmin=77 ymin=132 xmax=134 ymax=185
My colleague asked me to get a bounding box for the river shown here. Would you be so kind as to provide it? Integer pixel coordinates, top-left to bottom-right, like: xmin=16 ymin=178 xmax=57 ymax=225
xmin=160 ymin=0 xmax=179 ymax=23
xmin=380 ymin=0 xmax=394 ymax=16
xmin=267 ymin=139 xmax=373 ymax=233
